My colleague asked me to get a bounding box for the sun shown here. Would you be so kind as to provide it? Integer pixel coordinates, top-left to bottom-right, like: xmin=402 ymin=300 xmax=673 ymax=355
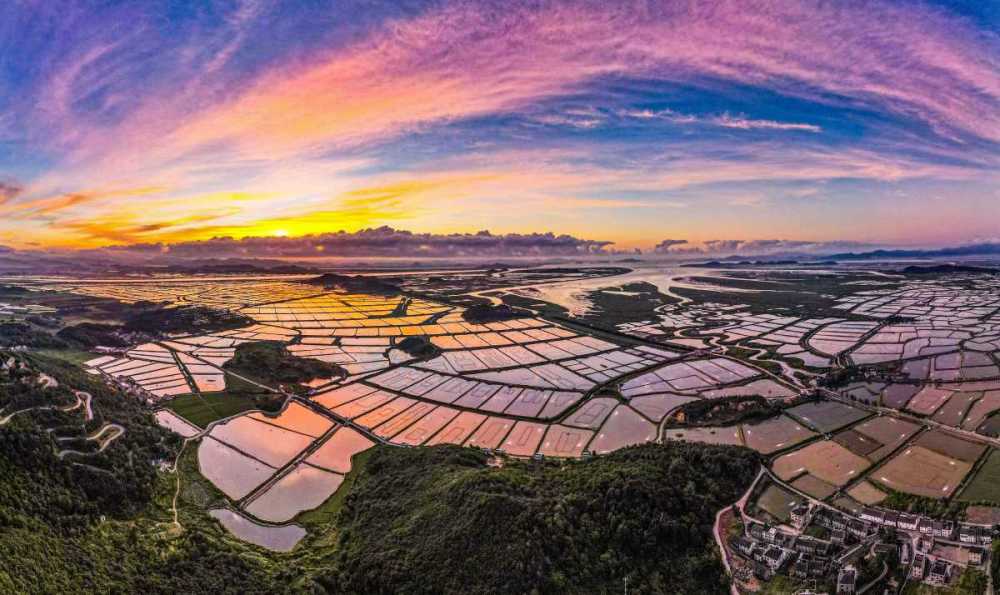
xmin=272 ymin=229 xmax=289 ymax=237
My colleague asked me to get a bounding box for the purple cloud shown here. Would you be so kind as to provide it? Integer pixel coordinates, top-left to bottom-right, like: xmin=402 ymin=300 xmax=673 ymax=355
xmin=101 ymin=226 xmax=614 ymax=258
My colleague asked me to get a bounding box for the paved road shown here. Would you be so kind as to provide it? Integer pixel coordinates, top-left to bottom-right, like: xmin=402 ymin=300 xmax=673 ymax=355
xmin=713 ymin=467 xmax=764 ymax=595
xmin=57 ymin=423 xmax=125 ymax=459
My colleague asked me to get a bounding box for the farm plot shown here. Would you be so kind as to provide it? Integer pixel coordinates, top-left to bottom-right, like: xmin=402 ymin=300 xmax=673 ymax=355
xmin=913 ymin=429 xmax=986 ymax=464
xmin=881 ymin=384 xmax=920 ymax=409
xmin=166 ymin=392 xmax=257 ymax=428
xmin=961 ymin=391 xmax=1000 ymax=432
xmin=905 ymin=386 xmax=953 ymax=416
xmin=629 ymin=393 xmax=698 ymax=421
xmin=354 ymin=397 xmax=417 ymax=429
xmin=791 ymin=474 xmax=838 ymax=500
xmin=330 ymin=390 xmax=396 ymax=419
xmin=833 ymin=430 xmax=882 ymax=458
xmin=588 ymin=405 xmax=657 ymax=454
xmin=562 ymin=397 xmax=618 ymax=429
xmin=834 ymin=416 xmax=920 ymax=463
xmin=392 ymin=406 xmax=460 ymax=446
xmin=772 ymin=440 xmax=870 ymax=487
xmin=465 ymin=417 xmax=514 ymax=449
xmin=807 ymin=321 xmax=878 ymax=356
xmin=207 ymin=416 xmax=315 ymax=468
xmin=312 ymin=383 xmax=377 ymax=410
xmin=847 ymin=481 xmax=887 ymax=505
xmin=931 ymin=391 xmax=981 ymax=427
xmin=244 ymin=462 xmax=345 ymax=522
xmin=620 ymin=358 xmax=758 ymax=397
xmin=248 ymin=401 xmax=334 ymax=438
xmin=305 ymin=427 xmax=375 ymax=473
xmin=838 ymin=382 xmax=884 ymax=406
xmin=785 ymin=400 xmax=868 ymax=433
xmin=197 ymin=437 xmax=276 ymax=500
xmin=872 ymin=446 xmax=972 ymax=499
xmin=372 ymin=402 xmax=437 ymax=440
xmin=155 ymin=409 xmax=201 ymax=437
xmin=502 ymin=421 xmax=547 ymax=456
xmin=958 ymin=449 xmax=1000 ymax=503
xmin=208 ymin=509 xmax=306 ymax=552
xmin=754 ymin=482 xmax=804 ymax=523
xmin=699 ymin=378 xmax=795 ymax=400
xmin=975 ymin=415 xmax=1000 ymax=437
xmin=849 ymin=416 xmax=920 ymax=462
xmin=426 ymin=411 xmax=487 ymax=446
xmin=741 ymin=415 xmax=817 ymax=454
xmin=537 ymin=425 xmax=594 ymax=458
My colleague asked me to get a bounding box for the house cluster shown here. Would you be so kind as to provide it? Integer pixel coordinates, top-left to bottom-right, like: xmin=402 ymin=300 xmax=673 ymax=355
xmin=731 ymin=501 xmax=996 ymax=593
xmin=858 ymin=506 xmax=993 ymax=586
xmin=730 ymin=520 xmax=844 ymax=584
xmin=859 ymin=506 xmax=993 ymax=545
xmin=858 ymin=507 xmax=958 ymax=538
xmin=802 ymin=506 xmax=879 ymax=544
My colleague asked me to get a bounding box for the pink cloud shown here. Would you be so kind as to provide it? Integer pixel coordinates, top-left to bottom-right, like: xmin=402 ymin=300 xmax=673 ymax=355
xmin=38 ymin=0 xmax=998 ymax=174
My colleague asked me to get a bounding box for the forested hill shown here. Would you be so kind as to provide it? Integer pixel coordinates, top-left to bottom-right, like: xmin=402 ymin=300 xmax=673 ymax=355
xmin=0 ymin=352 xmax=281 ymax=592
xmin=323 ymin=443 xmax=759 ymax=594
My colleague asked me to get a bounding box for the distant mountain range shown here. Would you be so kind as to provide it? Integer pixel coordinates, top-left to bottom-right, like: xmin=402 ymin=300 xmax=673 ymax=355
xmin=1 ymin=242 xmax=999 ymax=276
xmin=819 ymin=243 xmax=1000 ymax=261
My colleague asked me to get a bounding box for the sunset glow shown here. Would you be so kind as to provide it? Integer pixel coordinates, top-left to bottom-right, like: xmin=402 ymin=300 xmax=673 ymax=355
xmin=0 ymin=0 xmax=997 ymax=253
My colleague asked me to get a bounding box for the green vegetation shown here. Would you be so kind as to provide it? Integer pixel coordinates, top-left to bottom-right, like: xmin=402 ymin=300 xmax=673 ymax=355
xmin=901 ymin=567 xmax=989 ymax=594
xmin=48 ymin=302 xmax=253 ymax=349
xmin=461 ymin=302 xmax=532 ymax=323
xmin=958 ymin=449 xmax=1000 ymax=504
xmin=166 ymin=374 xmax=283 ymax=427
xmin=992 ymin=540 xmax=1000 ymax=587
xmin=674 ymin=271 xmax=892 ymax=319
xmin=666 ymin=395 xmax=779 ymax=427
xmin=123 ymin=304 xmax=252 ymax=336
xmin=499 ymin=292 xmax=570 ymax=317
xmin=32 ymin=348 xmax=97 ymax=366
xmin=223 ymin=341 xmax=345 ymax=393
xmin=956 ymin=568 xmax=989 ymax=594
xmin=165 ymin=392 xmax=260 ymax=428
xmin=304 ymin=273 xmax=400 ymax=294
xmin=756 ymin=575 xmax=809 ymax=595
xmin=751 ymin=481 xmax=804 ymax=523
xmin=0 ymin=351 xmax=174 ymax=529
xmin=56 ymin=321 xmax=128 ymax=348
xmin=321 ymin=442 xmax=759 ymax=594
xmin=0 ymin=350 xmax=286 ymax=592
xmin=724 ymin=345 xmax=783 ymax=375
xmin=0 ymin=321 xmax=68 ymax=348
xmin=395 ymin=335 xmax=441 ymax=359
xmin=297 ymin=448 xmax=375 ymax=528
xmin=857 ymin=546 xmax=896 ymax=591
xmin=577 ymin=281 xmax=678 ymax=329
xmin=0 ymin=285 xmax=131 ymax=324
xmin=878 ymin=484 xmax=967 ymax=519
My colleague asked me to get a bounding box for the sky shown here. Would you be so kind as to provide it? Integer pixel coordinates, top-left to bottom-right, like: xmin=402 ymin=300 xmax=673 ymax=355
xmin=0 ymin=0 xmax=997 ymax=254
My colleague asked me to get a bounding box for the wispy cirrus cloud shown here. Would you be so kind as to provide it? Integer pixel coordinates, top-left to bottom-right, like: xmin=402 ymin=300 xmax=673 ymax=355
xmin=619 ymin=108 xmax=821 ymax=132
